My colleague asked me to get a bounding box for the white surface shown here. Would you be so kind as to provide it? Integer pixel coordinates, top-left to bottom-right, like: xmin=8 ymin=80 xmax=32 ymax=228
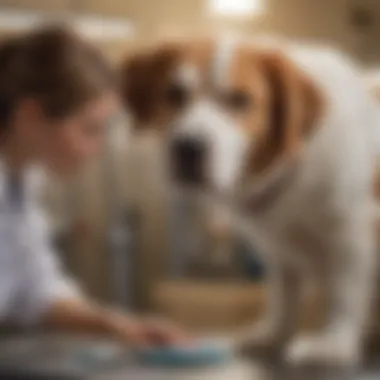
xmin=103 ymin=359 xmax=263 ymax=380
xmin=0 ymin=334 xmax=264 ymax=380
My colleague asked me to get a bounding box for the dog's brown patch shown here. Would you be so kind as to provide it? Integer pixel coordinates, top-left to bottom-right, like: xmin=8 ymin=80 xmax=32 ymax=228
xmin=120 ymin=39 xmax=213 ymax=128
xmin=248 ymin=50 xmax=324 ymax=175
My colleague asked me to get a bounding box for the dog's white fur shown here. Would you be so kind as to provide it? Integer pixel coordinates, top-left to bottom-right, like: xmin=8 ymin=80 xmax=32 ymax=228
xmin=171 ymin=42 xmax=380 ymax=366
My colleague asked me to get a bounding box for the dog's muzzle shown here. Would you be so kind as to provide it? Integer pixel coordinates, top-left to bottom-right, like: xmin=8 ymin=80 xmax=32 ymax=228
xmin=169 ymin=136 xmax=207 ymax=186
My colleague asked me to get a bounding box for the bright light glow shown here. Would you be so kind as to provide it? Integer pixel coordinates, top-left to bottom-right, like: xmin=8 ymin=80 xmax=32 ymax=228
xmin=0 ymin=8 xmax=134 ymax=41
xmin=209 ymin=0 xmax=264 ymax=17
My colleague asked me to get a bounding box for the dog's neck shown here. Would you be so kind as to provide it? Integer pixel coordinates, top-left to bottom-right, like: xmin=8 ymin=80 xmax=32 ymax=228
xmin=238 ymin=156 xmax=300 ymax=215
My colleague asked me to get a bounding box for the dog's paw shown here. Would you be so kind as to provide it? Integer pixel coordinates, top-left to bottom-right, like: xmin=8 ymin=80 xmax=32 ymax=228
xmin=286 ymin=334 xmax=360 ymax=368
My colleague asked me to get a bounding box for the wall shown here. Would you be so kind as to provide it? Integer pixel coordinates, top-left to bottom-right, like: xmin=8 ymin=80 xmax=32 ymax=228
xmin=6 ymin=0 xmax=380 ymax=62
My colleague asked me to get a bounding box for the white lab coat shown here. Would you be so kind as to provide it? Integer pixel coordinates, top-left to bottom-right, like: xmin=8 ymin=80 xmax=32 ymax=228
xmin=0 ymin=163 xmax=79 ymax=326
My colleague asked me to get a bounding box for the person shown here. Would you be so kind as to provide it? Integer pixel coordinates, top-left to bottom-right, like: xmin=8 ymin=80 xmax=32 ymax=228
xmin=0 ymin=25 xmax=186 ymax=347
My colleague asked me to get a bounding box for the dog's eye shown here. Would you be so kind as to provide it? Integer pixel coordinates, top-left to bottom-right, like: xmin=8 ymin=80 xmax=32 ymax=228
xmin=165 ymin=83 xmax=189 ymax=109
xmin=225 ymin=90 xmax=252 ymax=112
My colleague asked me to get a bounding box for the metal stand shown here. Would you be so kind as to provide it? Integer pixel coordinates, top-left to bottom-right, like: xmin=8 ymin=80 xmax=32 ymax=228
xmin=104 ymin=115 xmax=138 ymax=309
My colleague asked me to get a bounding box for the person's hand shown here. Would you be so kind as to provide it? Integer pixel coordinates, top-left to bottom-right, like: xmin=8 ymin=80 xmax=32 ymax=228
xmin=42 ymin=299 xmax=192 ymax=348
xmin=138 ymin=317 xmax=191 ymax=347
xmin=104 ymin=310 xmax=191 ymax=348
xmin=103 ymin=310 xmax=146 ymax=346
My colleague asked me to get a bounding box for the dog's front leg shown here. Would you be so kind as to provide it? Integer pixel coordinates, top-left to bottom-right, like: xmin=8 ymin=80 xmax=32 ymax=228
xmin=287 ymin=217 xmax=375 ymax=367
xmin=235 ymin=261 xmax=302 ymax=357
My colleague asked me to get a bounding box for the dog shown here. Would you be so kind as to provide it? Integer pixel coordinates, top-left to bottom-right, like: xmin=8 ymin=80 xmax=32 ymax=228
xmin=120 ymin=36 xmax=380 ymax=366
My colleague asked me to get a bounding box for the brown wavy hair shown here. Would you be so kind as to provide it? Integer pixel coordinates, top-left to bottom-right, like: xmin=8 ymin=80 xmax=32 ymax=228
xmin=0 ymin=25 xmax=116 ymax=130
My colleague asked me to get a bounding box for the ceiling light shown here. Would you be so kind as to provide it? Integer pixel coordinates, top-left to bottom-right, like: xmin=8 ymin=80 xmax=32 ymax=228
xmin=208 ymin=0 xmax=264 ymax=17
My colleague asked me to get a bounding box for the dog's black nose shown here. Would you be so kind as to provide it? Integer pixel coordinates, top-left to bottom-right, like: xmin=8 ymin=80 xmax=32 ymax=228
xmin=170 ymin=136 xmax=207 ymax=185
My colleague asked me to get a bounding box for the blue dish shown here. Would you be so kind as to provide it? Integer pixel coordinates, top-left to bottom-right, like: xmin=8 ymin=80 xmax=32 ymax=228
xmin=70 ymin=344 xmax=128 ymax=369
xmin=137 ymin=339 xmax=233 ymax=367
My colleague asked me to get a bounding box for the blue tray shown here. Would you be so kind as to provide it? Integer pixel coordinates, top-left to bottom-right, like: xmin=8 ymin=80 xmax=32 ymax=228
xmin=137 ymin=339 xmax=233 ymax=367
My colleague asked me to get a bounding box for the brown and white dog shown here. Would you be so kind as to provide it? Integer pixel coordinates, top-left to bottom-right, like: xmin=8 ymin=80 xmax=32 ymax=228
xmin=120 ymin=36 xmax=380 ymax=366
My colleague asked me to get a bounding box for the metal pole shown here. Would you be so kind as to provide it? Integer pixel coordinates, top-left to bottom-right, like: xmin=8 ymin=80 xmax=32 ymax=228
xmin=103 ymin=114 xmax=136 ymax=308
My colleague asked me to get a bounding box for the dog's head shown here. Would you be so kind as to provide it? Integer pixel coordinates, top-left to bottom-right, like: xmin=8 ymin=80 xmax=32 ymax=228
xmin=121 ymin=38 xmax=323 ymax=200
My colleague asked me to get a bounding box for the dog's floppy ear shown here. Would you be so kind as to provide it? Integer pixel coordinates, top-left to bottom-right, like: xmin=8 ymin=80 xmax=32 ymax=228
xmin=250 ymin=50 xmax=324 ymax=175
xmin=120 ymin=52 xmax=154 ymax=125
xmin=120 ymin=46 xmax=179 ymax=126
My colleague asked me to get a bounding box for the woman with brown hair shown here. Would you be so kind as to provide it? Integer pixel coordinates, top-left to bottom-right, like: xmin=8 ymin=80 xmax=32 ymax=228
xmin=0 ymin=25 xmax=185 ymax=346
